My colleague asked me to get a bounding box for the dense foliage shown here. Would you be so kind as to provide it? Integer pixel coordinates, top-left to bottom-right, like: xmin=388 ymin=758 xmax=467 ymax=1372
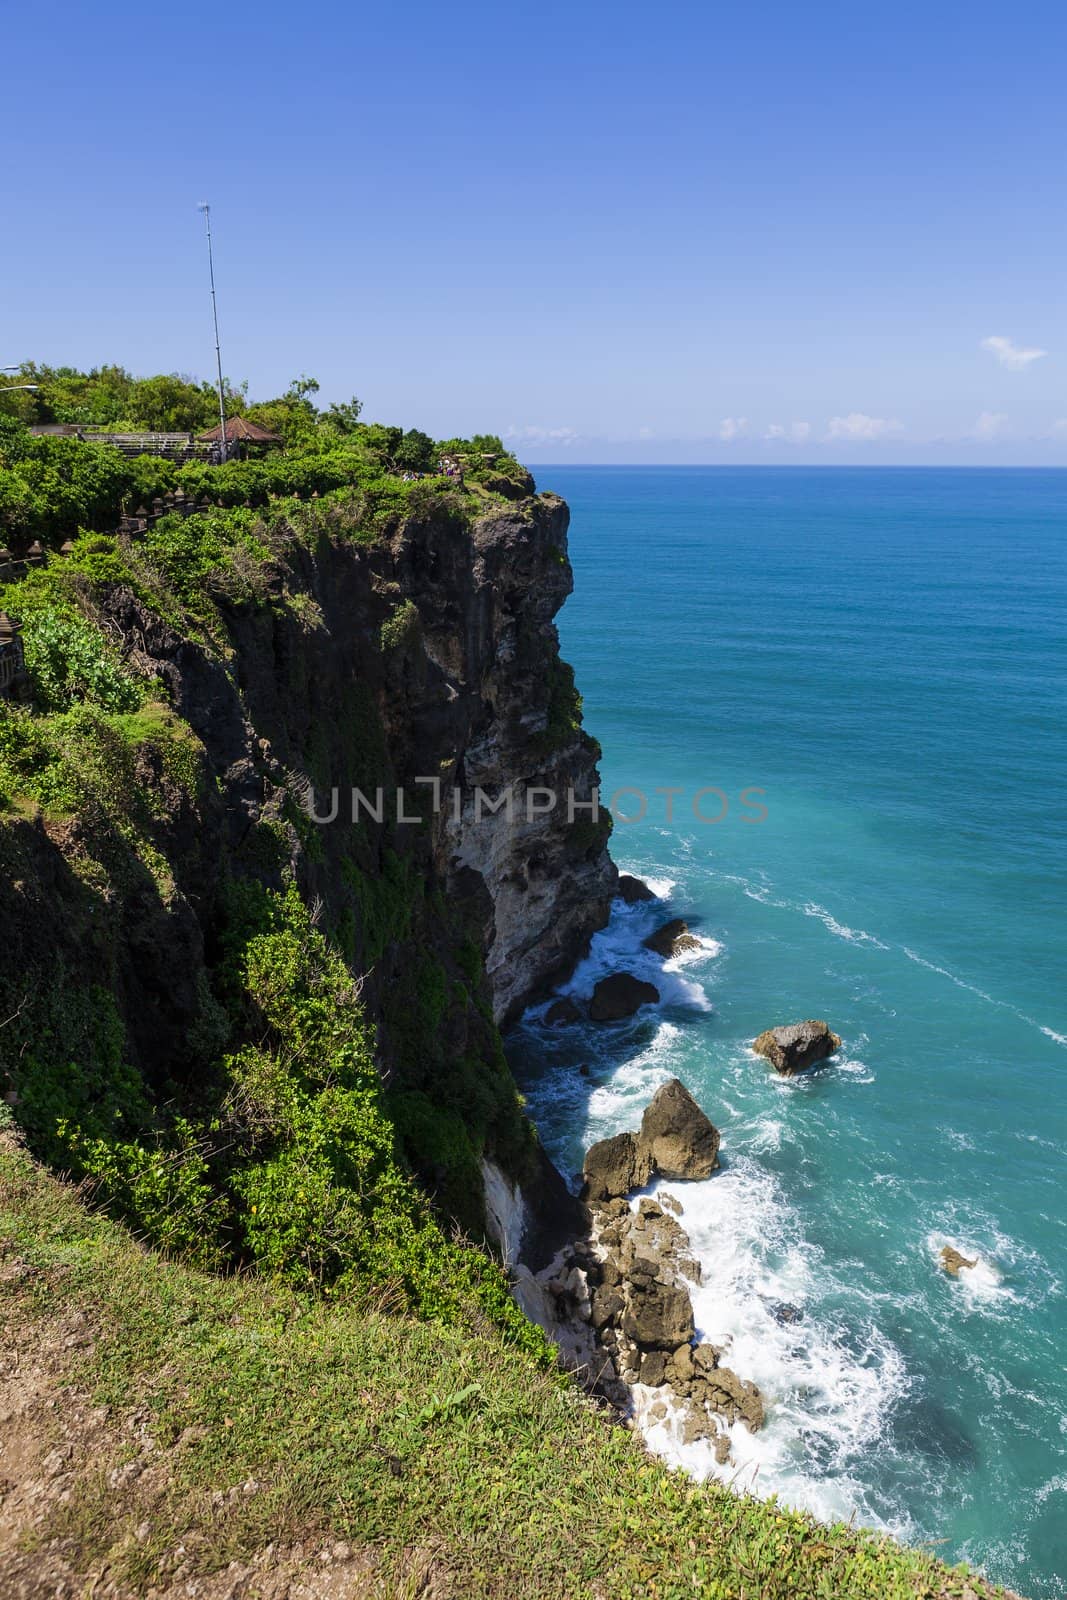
xmin=0 ymin=362 xmax=243 ymax=432
xmin=0 ymin=366 xmax=532 ymax=547
xmin=53 ymin=886 xmax=543 ymax=1349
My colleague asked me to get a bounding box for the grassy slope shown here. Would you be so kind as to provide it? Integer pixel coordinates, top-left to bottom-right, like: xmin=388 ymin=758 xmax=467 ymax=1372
xmin=0 ymin=1130 xmax=1006 ymax=1600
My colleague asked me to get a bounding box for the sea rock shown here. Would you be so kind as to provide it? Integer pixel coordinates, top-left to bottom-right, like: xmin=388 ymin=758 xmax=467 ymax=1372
xmin=668 ymin=1343 xmax=695 ymax=1384
xmin=940 ymin=1245 xmax=978 ymax=1277
xmin=639 ymin=1349 xmax=668 ymax=1386
xmin=638 ymin=1078 xmax=720 ymax=1180
xmin=767 ymin=1300 xmax=803 ymax=1325
xmin=643 ymin=918 xmax=703 ymax=959
xmin=618 ymin=874 xmax=656 ymax=903
xmin=581 ymin=1131 xmax=654 ymax=1202
xmin=590 ymin=1283 xmax=625 ymax=1329
xmin=681 ymin=1407 xmax=718 ymax=1445
xmin=713 ymin=1433 xmax=732 ymax=1465
xmin=589 ymin=972 xmax=660 ymax=1022
xmin=544 ymin=996 xmax=582 ymax=1027
xmin=752 ymin=1019 xmax=842 ymax=1075
xmin=693 ymin=1342 xmax=722 ymax=1374
xmin=621 ymin=1277 xmax=695 ymax=1350
xmin=698 ymin=1365 xmax=765 ymax=1432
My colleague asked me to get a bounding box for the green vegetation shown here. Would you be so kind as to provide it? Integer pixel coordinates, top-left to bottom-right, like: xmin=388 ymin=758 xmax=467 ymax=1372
xmin=0 ymin=364 xmax=533 ymax=548
xmin=536 ymin=658 xmax=584 ymax=754
xmin=0 ymin=362 xmax=244 ymax=432
xmin=0 ymin=1131 xmax=1007 ymax=1600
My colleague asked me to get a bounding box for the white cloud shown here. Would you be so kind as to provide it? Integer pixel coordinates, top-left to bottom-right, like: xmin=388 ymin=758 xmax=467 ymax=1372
xmin=764 ymin=421 xmax=812 ymax=443
xmin=504 ymin=425 xmax=578 ymax=447
xmin=718 ymin=416 xmax=749 ymax=441
xmin=825 ymin=413 xmax=903 ymax=441
xmin=972 ymin=411 xmax=1009 ymax=440
xmin=980 ymin=335 xmax=1047 ymax=371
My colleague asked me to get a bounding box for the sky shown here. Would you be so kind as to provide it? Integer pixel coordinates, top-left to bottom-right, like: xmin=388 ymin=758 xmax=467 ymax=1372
xmin=4 ymin=0 xmax=1066 ymax=463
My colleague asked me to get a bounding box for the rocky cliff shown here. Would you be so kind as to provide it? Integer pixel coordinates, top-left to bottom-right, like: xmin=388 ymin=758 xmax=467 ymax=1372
xmin=0 ymin=482 xmax=614 ymax=1252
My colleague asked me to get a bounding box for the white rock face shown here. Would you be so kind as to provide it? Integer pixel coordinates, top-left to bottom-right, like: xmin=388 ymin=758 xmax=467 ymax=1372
xmin=481 ymin=1158 xmax=526 ymax=1268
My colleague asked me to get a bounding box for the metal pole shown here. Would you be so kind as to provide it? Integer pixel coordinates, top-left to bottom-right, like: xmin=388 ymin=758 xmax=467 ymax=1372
xmin=198 ymin=203 xmax=228 ymax=460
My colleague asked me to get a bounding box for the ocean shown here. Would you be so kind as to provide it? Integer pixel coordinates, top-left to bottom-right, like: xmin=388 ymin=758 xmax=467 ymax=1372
xmin=505 ymin=468 xmax=1067 ymax=1598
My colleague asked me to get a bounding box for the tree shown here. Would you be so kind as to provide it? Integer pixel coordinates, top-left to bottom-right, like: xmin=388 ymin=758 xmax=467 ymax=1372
xmin=323 ymin=397 xmax=363 ymax=435
xmin=394 ymin=429 xmax=436 ymax=473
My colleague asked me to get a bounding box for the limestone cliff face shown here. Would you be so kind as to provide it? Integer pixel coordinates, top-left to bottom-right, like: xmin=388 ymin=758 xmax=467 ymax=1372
xmin=378 ymin=493 xmax=617 ymax=1022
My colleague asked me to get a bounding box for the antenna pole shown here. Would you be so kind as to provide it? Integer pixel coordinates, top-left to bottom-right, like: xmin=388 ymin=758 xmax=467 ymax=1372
xmin=198 ymin=203 xmax=228 ymax=460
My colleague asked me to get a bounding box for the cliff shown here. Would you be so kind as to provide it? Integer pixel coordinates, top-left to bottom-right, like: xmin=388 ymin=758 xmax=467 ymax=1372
xmin=0 ymin=474 xmax=612 ymax=1261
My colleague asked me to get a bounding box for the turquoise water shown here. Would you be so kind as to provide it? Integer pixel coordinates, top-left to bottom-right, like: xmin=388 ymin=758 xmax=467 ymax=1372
xmin=506 ymin=469 xmax=1067 ymax=1598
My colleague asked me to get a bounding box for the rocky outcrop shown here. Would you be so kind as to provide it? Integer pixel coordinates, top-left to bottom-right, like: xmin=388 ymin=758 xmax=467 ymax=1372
xmin=622 ymin=1275 xmax=695 ymax=1349
xmin=589 ymin=973 xmax=659 ymax=1022
xmin=582 ymin=1133 xmax=654 ymax=1203
xmin=752 ymin=1019 xmax=841 ymax=1075
xmin=533 ymin=1088 xmax=762 ymax=1457
xmin=527 ymin=1189 xmax=764 ymax=1453
xmin=581 ymin=1079 xmax=720 ymax=1198
xmin=940 ymin=1246 xmax=978 ymax=1277
xmin=639 ymin=1080 xmax=720 ymax=1180
xmin=544 ymin=997 xmax=582 ymax=1027
xmin=643 ymin=919 xmax=702 ymax=959
xmin=617 ymin=874 xmax=655 ymax=903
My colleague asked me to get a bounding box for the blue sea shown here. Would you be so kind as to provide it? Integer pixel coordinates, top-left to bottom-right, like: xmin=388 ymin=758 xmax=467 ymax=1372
xmin=506 ymin=469 xmax=1067 ymax=1598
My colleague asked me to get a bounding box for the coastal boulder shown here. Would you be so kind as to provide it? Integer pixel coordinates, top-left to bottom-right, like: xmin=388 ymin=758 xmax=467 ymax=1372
xmin=589 ymin=972 xmax=660 ymax=1022
xmin=621 ymin=1278 xmax=695 ymax=1351
xmin=643 ymin=918 xmax=703 ymax=959
xmin=618 ymin=874 xmax=656 ymax=903
xmin=940 ymin=1245 xmax=978 ymax=1277
xmin=638 ymin=1078 xmax=720 ymax=1180
xmin=697 ymin=1365 xmax=765 ymax=1432
xmin=752 ymin=1019 xmax=841 ymax=1075
xmin=544 ymin=996 xmax=582 ymax=1027
xmin=582 ymin=1131 xmax=655 ymax=1202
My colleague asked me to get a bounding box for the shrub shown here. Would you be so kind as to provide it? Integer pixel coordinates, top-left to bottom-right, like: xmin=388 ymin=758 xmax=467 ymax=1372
xmin=20 ymin=609 xmax=143 ymax=713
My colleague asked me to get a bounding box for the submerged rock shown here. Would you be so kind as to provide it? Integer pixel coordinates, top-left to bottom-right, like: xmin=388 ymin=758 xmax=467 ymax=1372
xmin=752 ymin=1019 xmax=842 ymax=1075
xmin=589 ymin=972 xmax=660 ymax=1022
xmin=642 ymin=918 xmax=703 ymax=959
xmin=618 ymin=874 xmax=656 ymax=903
xmin=582 ymin=1131 xmax=655 ymax=1202
xmin=638 ymin=1078 xmax=720 ymax=1180
xmin=940 ymin=1245 xmax=978 ymax=1277
xmin=544 ymin=996 xmax=582 ymax=1027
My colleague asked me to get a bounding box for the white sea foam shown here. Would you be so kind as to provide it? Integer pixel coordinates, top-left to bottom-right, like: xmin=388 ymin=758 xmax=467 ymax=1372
xmin=634 ymin=1162 xmax=910 ymax=1531
xmin=559 ymin=892 xmax=716 ymax=1015
xmin=926 ymin=1231 xmax=1017 ymax=1308
xmin=802 ymin=902 xmax=890 ymax=949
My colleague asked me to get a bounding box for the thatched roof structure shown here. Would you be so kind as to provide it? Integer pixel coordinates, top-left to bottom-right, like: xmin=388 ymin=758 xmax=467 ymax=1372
xmin=196 ymin=417 xmax=283 ymax=445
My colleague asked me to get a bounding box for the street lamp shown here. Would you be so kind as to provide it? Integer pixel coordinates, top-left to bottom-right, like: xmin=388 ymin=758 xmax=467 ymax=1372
xmin=1 ymin=365 xmax=37 ymax=394
xmin=197 ymin=204 xmax=228 ymax=461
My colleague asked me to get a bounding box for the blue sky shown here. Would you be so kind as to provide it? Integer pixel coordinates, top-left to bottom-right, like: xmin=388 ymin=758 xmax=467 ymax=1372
xmin=5 ymin=0 xmax=1066 ymax=462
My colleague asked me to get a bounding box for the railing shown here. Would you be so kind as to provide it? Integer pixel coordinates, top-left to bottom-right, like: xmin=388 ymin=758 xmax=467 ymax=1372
xmin=0 ymin=647 xmax=25 ymax=695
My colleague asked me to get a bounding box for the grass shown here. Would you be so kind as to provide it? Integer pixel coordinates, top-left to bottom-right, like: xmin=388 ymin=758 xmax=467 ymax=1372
xmin=0 ymin=1129 xmax=1011 ymax=1600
